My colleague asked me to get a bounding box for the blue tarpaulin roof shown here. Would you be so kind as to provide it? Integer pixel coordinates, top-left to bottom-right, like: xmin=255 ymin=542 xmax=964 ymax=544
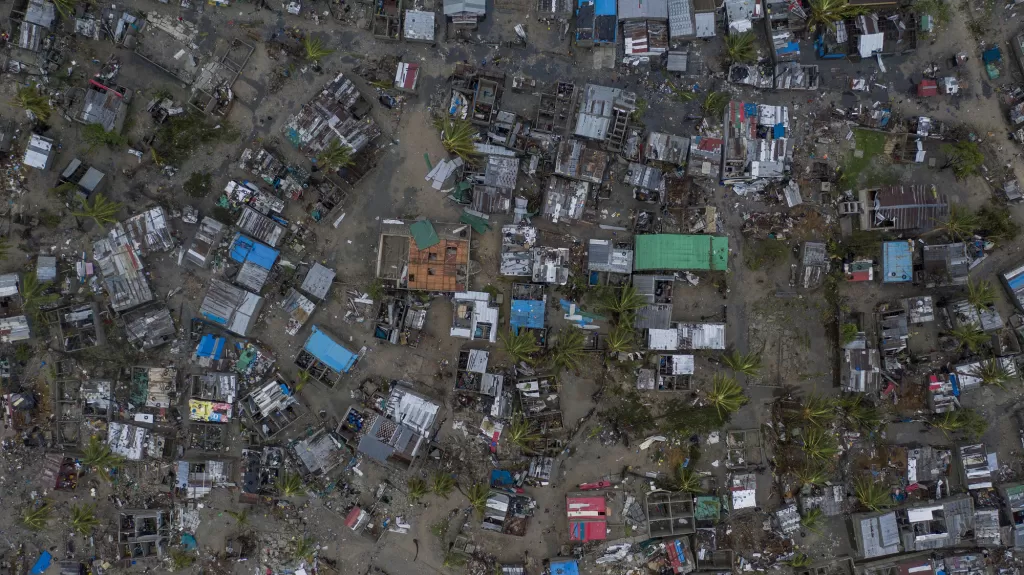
xmin=550 ymin=559 xmax=580 ymax=575
xmin=774 ymin=123 xmax=786 ymax=138
xmin=983 ymin=47 xmax=1001 ymax=62
xmin=196 ymin=334 xmax=226 ymax=359
xmin=30 ymin=552 xmax=52 ymax=575
xmin=510 ymin=299 xmax=545 ymax=333
xmin=594 ymin=0 xmax=615 ymax=14
xmin=230 ymin=234 xmax=279 ymax=270
xmin=491 ymin=469 xmax=515 ymax=487
xmin=303 ymin=325 xmax=357 ymax=373
xmin=883 ymin=241 xmax=913 ymax=283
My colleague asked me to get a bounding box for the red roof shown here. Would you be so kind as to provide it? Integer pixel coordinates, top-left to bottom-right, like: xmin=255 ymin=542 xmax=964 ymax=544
xmin=698 ymin=137 xmax=723 ymax=152
xmin=917 ymin=79 xmax=938 ymax=97
xmin=569 ymin=520 xmax=607 ymax=541
xmin=566 ymin=496 xmax=606 ymax=513
xmin=396 ymin=63 xmax=419 ymax=90
xmin=344 ymin=506 xmax=363 ymax=529
xmin=567 ymin=495 xmax=608 ymax=541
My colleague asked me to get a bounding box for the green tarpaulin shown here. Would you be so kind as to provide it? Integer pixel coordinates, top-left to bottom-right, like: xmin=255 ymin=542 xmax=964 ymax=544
xmin=409 ymin=220 xmax=440 ymax=249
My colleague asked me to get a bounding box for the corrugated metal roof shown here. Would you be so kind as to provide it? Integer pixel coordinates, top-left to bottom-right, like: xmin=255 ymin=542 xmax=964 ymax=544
xmin=619 ymin=0 xmax=668 ymax=19
xmin=668 ymin=0 xmax=695 ymax=37
xmin=235 ymin=261 xmax=270 ymax=292
xmin=444 ymin=0 xmax=487 ymax=15
xmin=676 ymin=322 xmax=725 ymax=349
xmin=230 ymin=234 xmax=279 ymax=270
xmin=237 ymin=207 xmax=285 ymax=247
xmin=24 ymin=134 xmax=53 ymax=170
xmin=186 ymin=218 xmax=225 ymax=268
xmin=304 ymin=325 xmax=357 ymax=373
xmin=695 ymin=11 xmax=716 ymax=36
xmin=635 ymin=303 xmax=672 ymax=329
xmin=0 ymin=316 xmax=31 ymax=342
xmin=36 ymin=256 xmax=57 ymax=282
xmin=123 ymin=305 xmax=176 ymax=349
xmin=883 ymin=241 xmax=913 ymax=283
xmin=404 ymin=10 xmax=435 ymax=41
xmin=199 ymin=279 xmax=263 ymax=336
xmin=300 ymin=263 xmax=335 ymax=300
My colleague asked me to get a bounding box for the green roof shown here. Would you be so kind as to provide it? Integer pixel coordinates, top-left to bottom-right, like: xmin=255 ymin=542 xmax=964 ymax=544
xmin=634 ymin=235 xmax=729 ymax=271
xmin=694 ymin=495 xmax=722 ymax=521
xmin=409 ymin=220 xmax=439 ymax=249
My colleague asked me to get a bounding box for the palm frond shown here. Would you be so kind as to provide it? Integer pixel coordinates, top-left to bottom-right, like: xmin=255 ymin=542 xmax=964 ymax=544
xmin=706 ymin=374 xmax=747 ymax=418
xmin=70 ymin=504 xmax=101 ymax=535
xmin=13 ymin=83 xmax=51 ymax=122
xmin=838 ymin=394 xmax=882 ymax=432
xmin=977 ymin=359 xmax=1015 ymax=389
xmin=292 ymin=537 xmax=316 ymax=562
xmin=605 ymin=326 xmax=636 ymax=356
xmin=601 ymin=285 xmax=647 ymax=317
xmin=659 ymin=466 xmax=704 ymax=493
xmin=22 ymin=502 xmax=51 ymax=531
xmin=500 ymin=329 xmax=540 ymax=364
xmin=433 ymin=116 xmax=481 ymax=164
xmin=801 ymin=507 xmax=824 ymax=532
xmin=303 ymin=35 xmax=334 ymax=61
xmin=73 ymin=193 xmax=123 ymax=228
xmin=721 ymin=349 xmax=762 ymax=377
xmin=802 ymin=427 xmax=839 ymax=462
xmin=950 ymin=325 xmax=988 ymax=353
xmin=431 ymin=471 xmax=455 ymax=498
xmin=853 ymin=477 xmax=893 ymax=512
xmin=798 ymin=394 xmax=836 ymax=427
xmin=316 ymin=139 xmax=354 ymax=171
xmin=466 ymin=483 xmax=490 ymax=517
xmin=550 ymin=328 xmax=586 ymax=373
xmin=793 ymin=464 xmax=828 ymax=486
xmin=276 ymin=472 xmax=306 ymax=497
xmin=506 ymin=412 xmax=542 ymax=451
xmin=407 ymin=477 xmax=428 ymax=503
xmin=724 ymin=32 xmax=757 ymax=63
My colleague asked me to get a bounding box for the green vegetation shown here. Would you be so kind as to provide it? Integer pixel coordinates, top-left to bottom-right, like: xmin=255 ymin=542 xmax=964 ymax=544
xmin=931 ymin=408 xmax=988 ymax=438
xmin=52 ymin=0 xmax=78 ymax=18
xmin=666 ymin=80 xmax=696 ymax=103
xmin=976 ymin=204 xmax=1020 ymax=241
xmin=466 ymin=483 xmax=491 ymax=517
xmin=794 ymin=464 xmax=828 ymax=486
xmin=294 ymin=369 xmax=310 ymax=393
xmin=603 ymin=390 xmax=655 ymax=433
xmin=226 ymin=509 xmax=249 ymax=526
xmin=721 ymin=349 xmax=762 ymax=377
xmin=801 ymin=508 xmax=824 ymax=532
xmin=70 ymin=504 xmax=101 ymax=535
xmin=914 ymin=0 xmax=951 ymax=24
xmin=183 ymin=171 xmax=212 ymax=198
xmin=170 ymin=550 xmax=196 ymax=571
xmin=829 ymin=230 xmax=884 ymax=259
xmin=724 ymin=32 xmax=757 ymax=64
xmin=316 ymin=140 xmax=354 ymax=171
xmin=433 ymin=116 xmax=480 ymax=164
xmin=744 ymin=240 xmax=788 ymax=271
xmin=798 ymin=394 xmax=835 ymax=428
xmin=787 ymin=554 xmax=813 ymax=568
xmin=276 ymin=472 xmax=306 ymax=497
xmin=660 ymin=466 xmax=704 ymax=493
xmin=600 ymin=285 xmax=647 ymax=319
xmin=854 ymin=477 xmax=893 ymax=512
xmin=605 ymin=326 xmax=636 ymax=356
xmin=840 ymin=129 xmax=886 ymax=185
xmin=367 ymin=279 xmax=385 ymax=302
xmin=292 ymin=537 xmax=316 ymax=562
xmin=549 ymin=328 xmax=586 ymax=373
xmin=430 ymin=471 xmax=455 ymax=498
xmin=73 ymin=193 xmax=123 ymax=228
xmin=705 ymin=374 xmax=748 ymax=418
xmin=838 ymin=394 xmax=882 ymax=432
xmin=659 ymin=403 xmax=727 ymax=436
xmin=807 ymin=0 xmax=864 ymax=32
xmin=153 ymin=112 xmax=236 ymax=166
xmin=977 ymin=359 xmax=1015 ymax=389
xmin=941 ymin=140 xmax=985 ymax=179
xmin=966 ymin=279 xmax=997 ymax=309
xmin=802 ymin=427 xmax=839 ymax=462
xmin=505 ymin=412 xmax=542 ymax=451
xmin=840 ymin=323 xmax=859 ymax=346
xmin=304 ymin=35 xmax=334 ymax=61
xmin=939 ymin=204 xmax=979 ymax=242
xmin=82 ymin=123 xmax=128 ymax=151
xmin=13 ymin=83 xmax=51 ymax=122
xmin=81 ymin=435 xmax=122 ymax=475
xmin=950 ymin=325 xmax=988 ymax=353
xmin=701 ymin=92 xmax=730 ymax=119
xmin=500 ymin=329 xmax=540 ymax=365
xmin=407 ymin=477 xmax=428 ymax=503
xmin=22 ymin=502 xmax=51 ymax=531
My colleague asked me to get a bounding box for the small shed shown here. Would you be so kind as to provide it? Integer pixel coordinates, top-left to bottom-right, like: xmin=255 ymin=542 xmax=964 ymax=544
xmin=403 ymin=10 xmax=435 ymax=43
xmin=301 ymin=263 xmax=336 ymax=301
xmin=882 ymin=241 xmax=913 ymax=284
xmin=917 ymin=79 xmax=938 ymax=97
xmin=23 ymin=134 xmax=55 ymax=170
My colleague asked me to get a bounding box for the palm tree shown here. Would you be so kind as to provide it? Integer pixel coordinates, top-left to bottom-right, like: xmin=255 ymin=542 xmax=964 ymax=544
xmin=705 ymin=374 xmax=748 ymax=418
xmin=660 ymin=466 xmax=703 ymax=493
xmin=73 ymin=193 xmax=123 ymax=229
xmin=500 ymin=329 xmax=539 ymax=365
xmin=433 ymin=116 xmax=480 ymax=164
xmin=81 ymin=435 xmax=122 ymax=476
xmin=294 ymin=369 xmax=310 ymax=393
xmin=801 ymin=508 xmax=824 ymax=532
xmin=466 ymin=483 xmax=490 ymax=517
xmin=950 ymin=325 xmax=988 ymax=353
xmin=70 ymin=504 xmax=101 ymax=535
xmin=601 ymin=285 xmax=647 ymax=318
xmin=838 ymin=394 xmax=881 ymax=432
xmin=702 ymin=92 xmax=731 ymax=120
xmin=226 ymin=509 xmax=249 ymax=527
xmin=13 ymin=83 xmax=51 ymax=122
xmin=505 ymin=412 xmax=542 ymax=451
xmin=52 ymin=0 xmax=77 ymax=18
xmin=431 ymin=471 xmax=455 ymax=498
xmin=170 ymin=550 xmax=195 ymax=571
xmin=721 ymin=349 xmax=762 ymax=377
xmin=966 ymin=279 xmax=997 ymax=310
xmin=292 ymin=537 xmax=316 ymax=562
xmin=806 ymin=0 xmax=862 ymax=33
xmin=798 ymin=394 xmax=835 ymax=428
xmin=977 ymin=359 xmax=1014 ymax=389
xmin=276 ymin=472 xmax=306 ymax=497
xmin=854 ymin=477 xmax=892 ymax=512
xmin=550 ymin=328 xmax=585 ymax=373
xmin=407 ymin=477 xmax=428 ymax=503
xmin=605 ymin=326 xmax=636 ymax=356
xmin=22 ymin=501 xmax=51 ymax=531
xmin=303 ymin=35 xmax=333 ymax=61
xmin=937 ymin=204 xmax=979 ymax=242
xmin=794 ymin=464 xmax=828 ymax=486
xmin=20 ymin=271 xmax=58 ymax=320
xmin=932 ymin=408 xmax=988 ymax=439
xmin=724 ymin=32 xmax=757 ymax=63
xmin=316 ymin=139 xmax=354 ymax=171
xmin=802 ymin=427 xmax=839 ymax=462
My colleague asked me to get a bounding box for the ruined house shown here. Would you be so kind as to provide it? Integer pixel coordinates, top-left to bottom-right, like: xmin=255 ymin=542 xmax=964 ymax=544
xmin=284 ymin=71 xmax=381 ymax=156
